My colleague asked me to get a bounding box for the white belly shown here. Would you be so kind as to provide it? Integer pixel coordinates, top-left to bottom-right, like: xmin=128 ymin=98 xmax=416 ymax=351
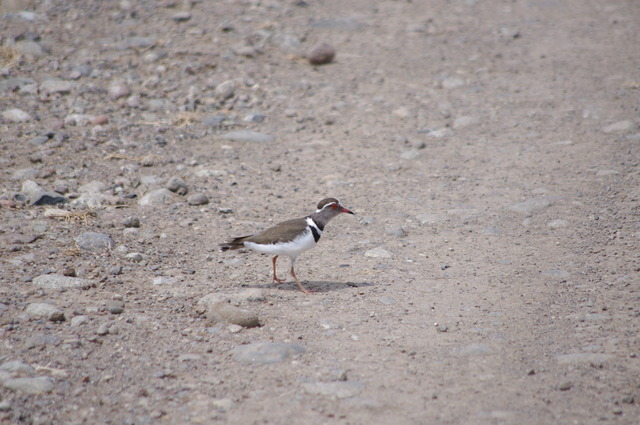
xmin=244 ymin=228 xmax=317 ymax=259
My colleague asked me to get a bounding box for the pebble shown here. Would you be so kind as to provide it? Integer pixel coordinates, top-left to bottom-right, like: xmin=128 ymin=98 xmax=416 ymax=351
xmin=122 ymin=216 xmax=141 ymax=228
xmin=547 ymin=219 xmax=568 ymax=228
xmin=21 ymin=180 xmax=66 ymax=205
xmin=0 ymin=400 xmax=10 ymax=411
xmin=187 ymin=193 xmax=209 ymax=206
xmin=508 ymin=197 xmax=555 ymax=214
xmin=451 ymin=343 xmax=493 ymax=356
xmin=307 ymin=42 xmax=336 ymax=65
xmin=558 ymin=381 xmax=573 ymax=391
xmin=139 ymin=188 xmax=174 ymax=206
xmin=207 ymin=302 xmax=260 ymax=328
xmin=302 ymin=381 xmax=364 ymax=399
xmin=440 ymin=76 xmax=466 ymax=89
xmin=75 ymin=232 xmax=115 ymax=252
xmin=379 ymin=296 xmax=396 ymax=305
xmin=172 ymin=11 xmax=192 ymax=22
xmin=70 ymin=315 xmax=89 ymax=326
xmin=215 ymin=80 xmax=236 ymax=101
xmin=166 ymin=176 xmax=188 ymax=195
xmin=0 ymin=360 xmax=35 ymax=376
xmin=108 ymin=81 xmax=131 ymax=100
xmin=453 ymin=115 xmax=479 ymax=129
xmin=3 ymin=377 xmax=54 ymax=394
xmin=152 ymin=277 xmax=178 ymax=285
xmin=244 ymin=112 xmax=266 ymax=123
xmin=416 ymin=213 xmax=449 ymax=225
xmin=602 ymin=120 xmax=635 ymax=134
xmin=40 ymin=79 xmax=75 ymax=95
xmin=0 ymin=77 xmax=36 ymax=92
xmin=202 ymin=115 xmax=227 ymax=127
xmin=14 ymin=40 xmax=46 ymax=57
xmin=32 ymin=274 xmax=92 ymax=290
xmin=231 ymin=342 xmax=305 ymax=364
xmin=223 ymin=130 xmax=274 ymax=143
xmin=107 ymin=300 xmax=125 ymax=314
xmin=364 ymin=246 xmax=392 ymax=258
xmin=25 ymin=303 xmax=65 ymax=322
xmin=96 ymin=323 xmax=110 ymax=335
xmin=78 ymin=180 xmax=107 ymax=193
xmin=125 ymin=252 xmax=144 ymax=262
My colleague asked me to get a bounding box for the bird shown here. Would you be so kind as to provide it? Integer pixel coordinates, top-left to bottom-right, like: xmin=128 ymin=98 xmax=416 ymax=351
xmin=219 ymin=198 xmax=355 ymax=293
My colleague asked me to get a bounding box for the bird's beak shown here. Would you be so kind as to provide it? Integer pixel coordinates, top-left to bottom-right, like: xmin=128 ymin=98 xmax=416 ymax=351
xmin=341 ymin=207 xmax=355 ymax=215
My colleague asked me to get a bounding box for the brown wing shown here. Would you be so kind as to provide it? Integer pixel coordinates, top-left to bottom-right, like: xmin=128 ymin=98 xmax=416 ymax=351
xmin=245 ymin=218 xmax=308 ymax=244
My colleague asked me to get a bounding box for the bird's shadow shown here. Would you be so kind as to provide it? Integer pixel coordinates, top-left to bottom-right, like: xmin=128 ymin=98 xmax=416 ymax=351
xmin=241 ymin=280 xmax=374 ymax=293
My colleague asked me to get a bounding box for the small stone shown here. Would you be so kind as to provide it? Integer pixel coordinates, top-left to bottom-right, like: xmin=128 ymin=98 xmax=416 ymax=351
xmin=244 ymin=112 xmax=266 ymax=123
xmin=166 ymin=176 xmax=188 ymax=194
xmin=453 ymin=115 xmax=479 ymax=129
xmin=188 ymin=193 xmax=209 ymax=206
xmin=78 ymin=180 xmax=107 ymax=193
xmin=91 ymin=115 xmax=109 ymax=125
xmin=21 ymin=180 xmax=66 ymax=205
xmin=40 ymin=79 xmax=75 ymax=95
xmin=207 ymin=303 xmax=260 ymax=328
xmin=508 ymin=197 xmax=556 ymax=214
xmin=302 ymin=381 xmax=364 ymax=399
xmin=379 ymin=296 xmax=396 ymax=305
xmin=0 ymin=361 xmax=35 ymax=376
xmin=25 ymin=303 xmax=65 ymax=322
xmin=2 ymin=108 xmax=32 ymax=123
xmin=4 ymin=377 xmax=54 ymax=394
xmin=227 ymin=324 xmax=243 ymax=333
xmin=365 ymin=246 xmax=392 ymax=258
xmin=440 ymin=76 xmax=465 ymax=89
xmin=107 ymin=300 xmax=125 ymax=314
xmin=75 ymin=232 xmax=115 ymax=252
xmin=436 ymin=323 xmax=448 ymax=333
xmin=215 ymin=80 xmax=236 ymax=101
xmin=139 ymin=189 xmax=174 ymax=206
xmin=558 ymin=381 xmax=573 ymax=391
xmin=14 ymin=40 xmax=46 ymax=57
xmin=307 ymin=42 xmax=336 ymax=65
xmin=223 ymin=130 xmax=274 ymax=143
xmin=172 ymin=11 xmax=191 ymax=21
xmin=602 ymin=120 xmax=635 ymax=134
xmin=152 ymin=277 xmax=178 ymax=285
xmin=122 ymin=216 xmax=141 ymax=228
xmin=125 ymin=252 xmax=144 ymax=262
xmin=451 ymin=343 xmax=492 ymax=356
xmin=108 ymin=81 xmax=131 ymax=100
xmin=96 ymin=323 xmax=109 ymax=335
xmin=70 ymin=315 xmax=89 ymax=326
xmin=0 ymin=400 xmax=10 ymax=411
xmin=32 ymin=274 xmax=92 ymax=290
xmin=231 ymin=342 xmax=304 ymax=364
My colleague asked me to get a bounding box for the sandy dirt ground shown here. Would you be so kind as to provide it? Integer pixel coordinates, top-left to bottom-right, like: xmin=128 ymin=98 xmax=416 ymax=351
xmin=1 ymin=0 xmax=639 ymax=423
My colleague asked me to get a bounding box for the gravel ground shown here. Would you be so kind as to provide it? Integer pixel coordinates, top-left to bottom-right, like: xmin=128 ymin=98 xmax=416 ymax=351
xmin=1 ymin=0 xmax=639 ymax=424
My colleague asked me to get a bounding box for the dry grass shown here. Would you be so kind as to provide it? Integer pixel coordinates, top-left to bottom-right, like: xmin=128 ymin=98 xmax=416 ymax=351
xmin=0 ymin=46 xmax=19 ymax=68
xmin=44 ymin=208 xmax=96 ymax=225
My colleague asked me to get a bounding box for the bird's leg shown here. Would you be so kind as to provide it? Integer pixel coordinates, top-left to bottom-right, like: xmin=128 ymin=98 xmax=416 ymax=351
xmin=290 ymin=267 xmax=315 ymax=294
xmin=272 ymin=256 xmax=287 ymax=284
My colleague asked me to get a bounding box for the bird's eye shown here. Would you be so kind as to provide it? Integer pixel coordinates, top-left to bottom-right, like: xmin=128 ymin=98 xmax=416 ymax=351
xmin=331 ymin=203 xmax=338 ymax=209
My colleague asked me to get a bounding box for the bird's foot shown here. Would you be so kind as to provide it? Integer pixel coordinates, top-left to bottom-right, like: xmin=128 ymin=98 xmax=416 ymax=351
xmin=272 ymin=277 xmax=287 ymax=285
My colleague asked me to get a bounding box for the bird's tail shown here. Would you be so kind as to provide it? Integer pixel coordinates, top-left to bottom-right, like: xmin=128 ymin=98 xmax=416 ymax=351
xmin=219 ymin=235 xmax=252 ymax=252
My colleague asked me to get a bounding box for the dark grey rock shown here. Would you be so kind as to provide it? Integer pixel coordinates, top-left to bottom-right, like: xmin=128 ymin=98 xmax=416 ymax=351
xmin=107 ymin=300 xmax=125 ymax=314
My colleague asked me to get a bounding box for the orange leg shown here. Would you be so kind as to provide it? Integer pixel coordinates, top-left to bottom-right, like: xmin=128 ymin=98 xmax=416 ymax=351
xmin=272 ymin=256 xmax=287 ymax=284
xmin=290 ymin=267 xmax=315 ymax=294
